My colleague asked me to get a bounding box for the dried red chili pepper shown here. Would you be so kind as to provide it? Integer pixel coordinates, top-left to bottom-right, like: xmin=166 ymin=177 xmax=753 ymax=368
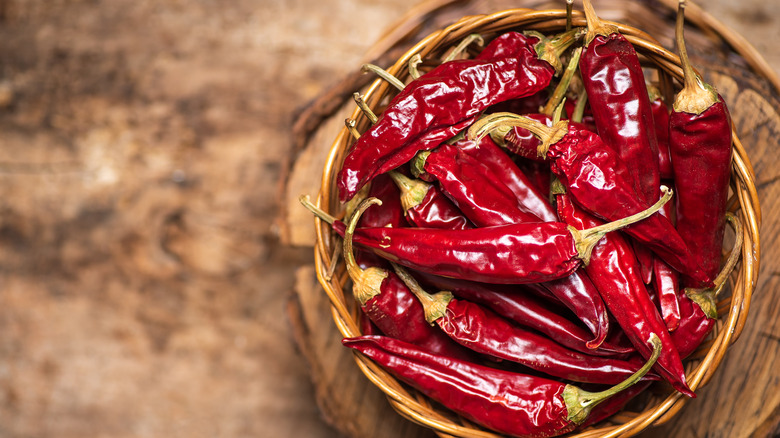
xmin=343 ymin=334 xmax=661 ymax=438
xmin=391 ymin=263 xmax=653 ymax=385
xmin=652 ymin=200 xmax=682 ymax=332
xmin=673 ymin=213 xmax=742 ymax=358
xmin=341 ymin=198 xmax=474 ymax=360
xmin=387 ymin=171 xmax=473 ymax=230
xmin=334 ymin=193 xmax=670 ymax=286
xmin=579 ymin=0 xmax=660 ymax=206
xmin=414 ymin=140 xmax=611 ymax=346
xmin=470 ymin=113 xmax=708 ymax=285
xmin=669 ymin=0 xmax=733 ymax=288
xmin=553 ymin=188 xmax=694 ymax=397
xmin=648 ymin=83 xmax=674 ymax=180
xmin=412 ymin=270 xmax=635 ymax=357
xmin=336 ymin=30 xmax=561 ymax=202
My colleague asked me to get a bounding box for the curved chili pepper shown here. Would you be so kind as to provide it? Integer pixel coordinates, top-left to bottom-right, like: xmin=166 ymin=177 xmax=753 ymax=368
xmin=336 ymin=31 xmax=557 ymax=202
xmin=470 ymin=113 xmax=708 ymax=285
xmin=413 ymin=270 xmax=635 ymax=357
xmin=554 ymin=189 xmax=694 ymax=397
xmin=669 ymin=0 xmax=733 ymax=288
xmin=339 ymin=197 xmax=473 ymax=361
xmin=648 ymin=84 xmax=674 ymax=180
xmin=579 ymin=0 xmax=660 ymax=206
xmin=334 ymin=192 xmax=670 ymax=286
xmin=343 ymin=334 xmax=661 ymax=438
xmin=388 ymin=171 xmax=473 ymax=230
xmin=392 ymin=263 xmax=653 ymax=385
xmin=652 ymin=199 xmax=682 ymax=331
xmin=455 ymin=136 xmax=558 ymax=222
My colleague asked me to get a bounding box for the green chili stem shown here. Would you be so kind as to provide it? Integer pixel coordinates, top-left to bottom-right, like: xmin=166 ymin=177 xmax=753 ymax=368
xmin=563 ymin=333 xmax=662 ymax=424
xmin=685 ymin=213 xmax=744 ymax=319
xmin=672 ymin=0 xmax=718 ymax=114
xmin=390 ymin=261 xmax=452 ymax=325
xmin=299 ymin=195 xmax=336 ymax=225
xmin=542 ymin=47 xmax=582 ymax=116
xmin=345 ymin=118 xmax=361 ymax=140
xmin=343 ymin=197 xmax=388 ymax=305
xmin=583 ymin=0 xmax=619 ymax=44
xmin=388 ymin=170 xmax=431 ymax=212
xmin=566 ymin=0 xmax=574 ymax=31
xmin=361 ymin=64 xmax=405 ymax=91
xmin=408 ymin=54 xmax=423 ymax=80
xmin=571 ymin=90 xmax=588 ymax=124
xmin=353 ymin=93 xmax=378 ymax=124
xmin=442 ymin=34 xmax=484 ymax=63
xmin=572 ymin=186 xmax=674 ymax=264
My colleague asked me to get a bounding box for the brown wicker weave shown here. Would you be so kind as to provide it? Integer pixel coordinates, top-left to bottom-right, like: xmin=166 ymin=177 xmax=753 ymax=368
xmin=311 ymin=6 xmax=762 ymax=438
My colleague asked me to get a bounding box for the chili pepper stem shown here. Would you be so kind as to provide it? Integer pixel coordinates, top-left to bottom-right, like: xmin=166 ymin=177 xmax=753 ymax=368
xmin=582 ymin=0 xmax=619 ymax=44
xmin=343 ymin=198 xmax=389 ymax=305
xmin=391 ymin=261 xmax=453 ymax=325
xmin=299 ymin=195 xmax=337 ymax=225
xmin=345 ymin=118 xmax=361 ymax=140
xmin=411 ymin=150 xmax=432 ymax=179
xmin=563 ymin=333 xmax=662 ymax=424
xmin=684 ymin=213 xmax=744 ymax=319
xmin=388 ymin=170 xmax=430 ymax=212
xmin=571 ymin=90 xmax=588 ymax=124
xmin=442 ymin=34 xmax=484 ymax=63
xmin=542 ymin=47 xmax=583 ymax=116
xmin=353 ymin=93 xmax=378 ymax=124
xmin=673 ymin=0 xmax=719 ymax=115
xmin=361 ymin=64 xmax=405 ymax=91
xmin=527 ymin=28 xmax=584 ymax=75
xmin=468 ymin=112 xmax=568 ymax=158
xmin=571 ymin=186 xmax=674 ymax=264
xmin=408 ymin=54 xmax=423 ymax=80
xmin=566 ymin=0 xmax=574 ymax=31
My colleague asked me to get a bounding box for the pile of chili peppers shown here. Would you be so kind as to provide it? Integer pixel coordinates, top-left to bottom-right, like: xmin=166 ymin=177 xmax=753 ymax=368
xmin=303 ymin=1 xmax=744 ymax=436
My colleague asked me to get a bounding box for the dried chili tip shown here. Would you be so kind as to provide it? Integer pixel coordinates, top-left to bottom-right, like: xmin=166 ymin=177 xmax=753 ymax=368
xmin=673 ymin=0 xmax=721 ymax=115
xmin=682 ymin=213 xmax=743 ymax=319
xmin=564 ymin=333 xmax=662 ymax=424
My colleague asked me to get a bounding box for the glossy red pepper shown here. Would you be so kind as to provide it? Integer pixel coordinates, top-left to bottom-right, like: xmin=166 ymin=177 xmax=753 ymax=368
xmin=392 ymin=263 xmax=653 ymax=385
xmin=340 ymin=196 xmax=474 ymax=361
xmin=343 ymin=334 xmax=661 ymax=438
xmin=579 ymin=0 xmax=660 ymax=206
xmin=652 ymin=199 xmax=682 ymax=331
xmin=554 ymin=190 xmax=694 ymax=397
xmin=413 ymin=271 xmax=635 ymax=357
xmin=336 ymin=31 xmax=557 ymax=202
xmin=339 ymin=193 xmax=668 ymax=286
xmin=669 ymin=0 xmax=733 ymax=288
xmin=648 ymin=84 xmax=674 ymax=180
xmin=470 ymin=114 xmax=708 ymax=285
xmin=388 ymin=171 xmax=473 ymax=230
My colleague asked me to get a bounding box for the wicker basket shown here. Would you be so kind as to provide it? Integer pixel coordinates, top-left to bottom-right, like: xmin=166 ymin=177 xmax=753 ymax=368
xmin=311 ymin=6 xmax=762 ymax=438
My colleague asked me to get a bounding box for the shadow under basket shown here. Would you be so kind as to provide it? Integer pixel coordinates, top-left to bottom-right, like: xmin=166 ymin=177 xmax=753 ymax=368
xmin=311 ymin=7 xmax=762 ymax=438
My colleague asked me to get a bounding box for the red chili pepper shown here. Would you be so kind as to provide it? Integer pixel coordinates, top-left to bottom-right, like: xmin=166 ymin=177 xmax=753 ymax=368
xmin=392 ymin=263 xmax=653 ymax=385
xmin=338 ymin=197 xmax=474 ymax=361
xmin=334 ymin=193 xmax=669 ymax=286
xmin=648 ymin=83 xmax=674 ymax=180
xmin=668 ymin=0 xmax=733 ymax=288
xmin=455 ymin=135 xmax=558 ymax=222
xmin=652 ymin=199 xmax=682 ymax=331
xmin=336 ymin=31 xmax=559 ymax=202
xmin=554 ymin=189 xmax=694 ymax=397
xmin=388 ymin=171 xmax=473 ymax=230
xmin=343 ymin=334 xmax=661 ymax=438
xmin=413 ymin=270 xmax=635 ymax=357
xmin=470 ymin=113 xmax=708 ymax=285
xmin=579 ymin=0 xmax=660 ymax=206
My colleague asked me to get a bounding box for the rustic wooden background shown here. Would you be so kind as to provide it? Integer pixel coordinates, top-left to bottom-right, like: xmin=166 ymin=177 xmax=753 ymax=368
xmin=0 ymin=1 xmax=777 ymax=438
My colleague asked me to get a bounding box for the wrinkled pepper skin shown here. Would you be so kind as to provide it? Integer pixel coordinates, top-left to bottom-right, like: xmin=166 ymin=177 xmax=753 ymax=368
xmin=337 ymin=33 xmax=554 ymax=202
xmin=344 ymin=335 xmax=577 ymax=438
xmin=580 ymin=32 xmax=660 ymax=205
xmin=405 ymin=183 xmax=473 ymax=230
xmin=555 ymin=193 xmax=694 ymax=397
xmin=547 ymin=123 xmax=707 ymax=285
xmin=669 ymin=99 xmax=732 ymax=288
xmin=342 ymin=221 xmax=582 ymax=285
xmin=415 ymin=271 xmax=634 ymax=357
xmin=436 ymin=298 xmax=654 ymax=385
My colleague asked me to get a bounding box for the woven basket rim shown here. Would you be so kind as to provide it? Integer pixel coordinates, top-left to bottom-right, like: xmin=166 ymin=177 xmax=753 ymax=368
xmin=312 ymin=7 xmax=762 ymax=438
